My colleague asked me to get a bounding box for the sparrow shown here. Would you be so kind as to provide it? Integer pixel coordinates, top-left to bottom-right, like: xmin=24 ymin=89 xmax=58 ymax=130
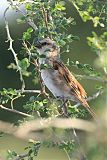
xmin=35 ymin=38 xmax=97 ymax=119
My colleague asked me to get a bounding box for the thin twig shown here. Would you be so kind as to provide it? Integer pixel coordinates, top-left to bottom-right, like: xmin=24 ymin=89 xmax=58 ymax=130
xmin=76 ymin=74 xmax=107 ymax=83
xmin=103 ymin=67 xmax=107 ymax=76
xmin=7 ymin=0 xmax=38 ymax=31
xmin=63 ymin=148 xmax=71 ymax=160
xmin=41 ymin=1 xmax=53 ymax=39
xmin=22 ymin=41 xmax=49 ymax=98
xmin=0 ymin=105 xmax=33 ymax=117
xmin=62 ymin=111 xmax=88 ymax=160
xmin=86 ymin=90 xmax=103 ymax=101
xmin=61 ymin=91 xmax=104 ymax=159
xmin=14 ymin=153 xmax=29 ymax=160
xmin=75 ymin=90 xmax=104 ymax=107
xmin=17 ymin=89 xmax=41 ymax=94
xmin=41 ymin=5 xmax=49 ymax=34
xmin=4 ymin=6 xmax=25 ymax=90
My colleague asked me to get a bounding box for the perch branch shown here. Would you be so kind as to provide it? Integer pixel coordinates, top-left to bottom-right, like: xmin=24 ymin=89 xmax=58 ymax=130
xmin=0 ymin=105 xmax=33 ymax=117
xmin=22 ymin=41 xmax=49 ymax=98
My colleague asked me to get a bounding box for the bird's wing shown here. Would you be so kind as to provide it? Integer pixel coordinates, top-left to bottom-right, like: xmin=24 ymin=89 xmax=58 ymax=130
xmin=52 ymin=59 xmax=97 ymax=120
xmin=53 ymin=59 xmax=87 ymax=103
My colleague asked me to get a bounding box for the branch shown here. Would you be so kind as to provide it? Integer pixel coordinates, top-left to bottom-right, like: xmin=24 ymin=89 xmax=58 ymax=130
xmin=22 ymin=41 xmax=49 ymax=98
xmin=0 ymin=118 xmax=96 ymax=137
xmin=12 ymin=118 xmax=97 ymax=140
xmin=0 ymin=105 xmax=33 ymax=117
xmin=86 ymin=90 xmax=103 ymax=101
xmin=7 ymin=0 xmax=38 ymax=31
xmin=75 ymin=90 xmax=104 ymax=107
xmin=17 ymin=89 xmax=41 ymax=94
xmin=41 ymin=4 xmax=49 ymax=35
xmin=4 ymin=6 xmax=25 ymax=90
xmin=76 ymin=74 xmax=107 ymax=83
xmin=103 ymin=67 xmax=107 ymax=76
xmin=3 ymin=0 xmax=38 ymax=90
xmin=14 ymin=153 xmax=28 ymax=160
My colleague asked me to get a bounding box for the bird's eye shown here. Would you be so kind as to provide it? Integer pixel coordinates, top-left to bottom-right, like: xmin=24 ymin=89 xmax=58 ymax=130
xmin=42 ymin=42 xmax=51 ymax=46
xmin=42 ymin=42 xmax=47 ymax=45
xmin=44 ymin=42 xmax=47 ymax=45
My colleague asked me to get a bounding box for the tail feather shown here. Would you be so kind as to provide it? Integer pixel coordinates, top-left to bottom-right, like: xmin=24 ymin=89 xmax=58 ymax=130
xmin=83 ymin=101 xmax=97 ymax=121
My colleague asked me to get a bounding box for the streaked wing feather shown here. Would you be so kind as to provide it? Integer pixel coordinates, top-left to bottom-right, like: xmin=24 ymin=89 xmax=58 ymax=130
xmin=53 ymin=60 xmax=87 ymax=102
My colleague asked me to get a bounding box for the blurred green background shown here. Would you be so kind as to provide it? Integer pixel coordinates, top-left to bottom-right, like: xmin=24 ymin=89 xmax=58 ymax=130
xmin=0 ymin=0 xmax=106 ymax=159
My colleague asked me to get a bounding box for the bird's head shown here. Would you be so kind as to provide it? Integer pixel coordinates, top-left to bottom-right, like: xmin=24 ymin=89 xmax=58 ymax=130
xmin=34 ymin=38 xmax=60 ymax=57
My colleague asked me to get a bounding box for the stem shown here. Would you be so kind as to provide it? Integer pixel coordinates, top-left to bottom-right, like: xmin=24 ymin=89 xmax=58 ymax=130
xmin=0 ymin=105 xmax=33 ymax=117
xmin=17 ymin=89 xmax=41 ymax=94
xmin=75 ymin=74 xmax=107 ymax=83
xmin=4 ymin=6 xmax=25 ymax=90
xmin=75 ymin=90 xmax=104 ymax=107
xmin=14 ymin=153 xmax=28 ymax=160
xmin=64 ymin=149 xmax=71 ymax=160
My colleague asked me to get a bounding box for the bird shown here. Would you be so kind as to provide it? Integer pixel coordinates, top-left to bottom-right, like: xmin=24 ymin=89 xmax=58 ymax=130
xmin=34 ymin=38 xmax=97 ymax=119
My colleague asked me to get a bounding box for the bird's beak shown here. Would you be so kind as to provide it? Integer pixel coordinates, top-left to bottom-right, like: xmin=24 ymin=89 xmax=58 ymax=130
xmin=34 ymin=40 xmax=42 ymax=49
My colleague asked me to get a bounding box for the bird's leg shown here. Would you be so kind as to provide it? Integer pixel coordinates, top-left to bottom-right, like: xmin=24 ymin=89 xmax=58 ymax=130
xmin=56 ymin=97 xmax=69 ymax=116
xmin=60 ymin=99 xmax=69 ymax=117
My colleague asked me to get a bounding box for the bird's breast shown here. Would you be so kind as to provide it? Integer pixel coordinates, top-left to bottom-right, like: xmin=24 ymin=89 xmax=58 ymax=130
xmin=41 ymin=69 xmax=75 ymax=100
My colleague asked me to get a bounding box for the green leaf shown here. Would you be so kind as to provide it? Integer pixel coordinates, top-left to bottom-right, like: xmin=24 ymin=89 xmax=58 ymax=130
xmin=59 ymin=141 xmax=75 ymax=152
xmin=27 ymin=28 xmax=33 ymax=33
xmin=7 ymin=150 xmax=17 ymax=159
xmin=25 ymin=3 xmax=32 ymax=10
xmin=7 ymin=63 xmax=18 ymax=70
xmin=80 ymin=11 xmax=91 ymax=22
xmin=55 ymin=3 xmax=66 ymax=11
xmin=99 ymin=23 xmax=105 ymax=27
xmin=17 ymin=18 xmax=25 ymax=24
xmin=19 ymin=58 xmax=30 ymax=70
xmin=23 ymin=32 xmax=31 ymax=40
xmin=93 ymin=16 xmax=100 ymax=27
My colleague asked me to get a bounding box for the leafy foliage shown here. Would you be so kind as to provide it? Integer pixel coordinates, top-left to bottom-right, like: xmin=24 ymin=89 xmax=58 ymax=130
xmin=67 ymin=59 xmax=102 ymax=77
xmin=72 ymin=0 xmax=107 ymax=27
xmin=1 ymin=0 xmax=107 ymax=159
xmin=25 ymin=140 xmax=41 ymax=160
xmin=0 ymin=88 xmax=23 ymax=105
xmin=7 ymin=150 xmax=18 ymax=160
xmin=6 ymin=140 xmax=41 ymax=160
xmin=59 ymin=140 xmax=75 ymax=153
xmin=87 ymin=32 xmax=107 ymax=69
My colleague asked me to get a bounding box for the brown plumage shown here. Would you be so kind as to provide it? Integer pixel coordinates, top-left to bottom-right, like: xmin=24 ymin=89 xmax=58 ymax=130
xmin=35 ymin=38 xmax=97 ymax=119
xmin=53 ymin=60 xmax=97 ymax=119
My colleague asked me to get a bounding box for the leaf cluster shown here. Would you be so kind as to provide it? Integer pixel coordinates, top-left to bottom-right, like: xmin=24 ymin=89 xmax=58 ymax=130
xmin=72 ymin=0 xmax=107 ymax=27
xmin=0 ymin=88 xmax=22 ymax=105
xmin=67 ymin=59 xmax=101 ymax=77
xmin=2 ymin=0 xmax=107 ymax=159
xmin=19 ymin=0 xmax=77 ymax=49
xmin=87 ymin=32 xmax=107 ymax=69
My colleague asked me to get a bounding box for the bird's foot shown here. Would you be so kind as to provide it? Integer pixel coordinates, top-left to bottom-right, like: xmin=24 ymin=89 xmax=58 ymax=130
xmin=41 ymin=88 xmax=49 ymax=97
xmin=59 ymin=100 xmax=69 ymax=117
